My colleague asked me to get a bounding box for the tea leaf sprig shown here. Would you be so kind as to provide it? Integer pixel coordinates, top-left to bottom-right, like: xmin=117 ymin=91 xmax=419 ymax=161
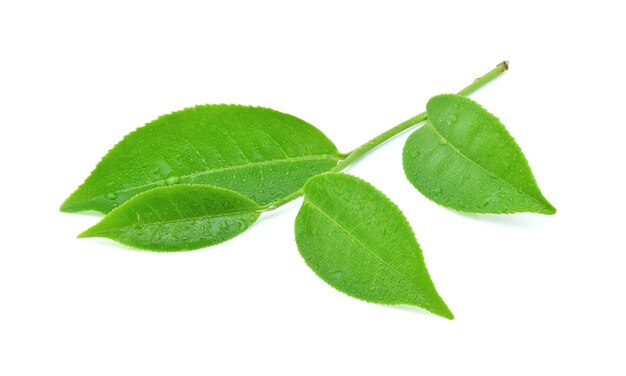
xmin=62 ymin=61 xmax=555 ymax=319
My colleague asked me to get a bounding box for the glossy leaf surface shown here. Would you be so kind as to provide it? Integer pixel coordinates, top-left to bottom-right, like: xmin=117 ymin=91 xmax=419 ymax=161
xmin=62 ymin=105 xmax=342 ymax=213
xmin=403 ymin=94 xmax=555 ymax=214
xmin=295 ymin=173 xmax=453 ymax=319
xmin=79 ymin=185 xmax=261 ymax=251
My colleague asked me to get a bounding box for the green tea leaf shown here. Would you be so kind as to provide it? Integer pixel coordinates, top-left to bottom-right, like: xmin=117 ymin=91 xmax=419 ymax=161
xmin=295 ymin=173 xmax=453 ymax=319
xmin=62 ymin=105 xmax=342 ymax=213
xmin=403 ymin=94 xmax=555 ymax=214
xmin=78 ymin=185 xmax=261 ymax=251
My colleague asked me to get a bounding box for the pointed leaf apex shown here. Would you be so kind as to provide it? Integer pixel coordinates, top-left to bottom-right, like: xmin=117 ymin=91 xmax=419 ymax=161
xmin=542 ymin=202 xmax=557 ymax=215
xmin=430 ymin=300 xmax=455 ymax=320
xmin=77 ymin=227 xmax=97 ymax=239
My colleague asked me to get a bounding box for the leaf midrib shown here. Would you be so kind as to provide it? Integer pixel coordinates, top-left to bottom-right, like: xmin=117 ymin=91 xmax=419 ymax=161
xmin=107 ymin=154 xmax=341 ymax=197
xmin=304 ymin=199 xmax=419 ymax=291
xmin=87 ymin=208 xmax=260 ymax=236
xmin=427 ymin=122 xmax=545 ymax=208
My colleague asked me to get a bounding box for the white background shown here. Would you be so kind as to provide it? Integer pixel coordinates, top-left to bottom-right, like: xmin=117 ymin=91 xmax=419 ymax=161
xmin=1 ymin=1 xmax=624 ymax=375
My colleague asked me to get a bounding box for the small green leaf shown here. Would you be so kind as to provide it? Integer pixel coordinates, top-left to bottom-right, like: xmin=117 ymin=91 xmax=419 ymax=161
xmin=295 ymin=173 xmax=453 ymax=319
xmin=79 ymin=185 xmax=261 ymax=251
xmin=62 ymin=105 xmax=342 ymax=214
xmin=403 ymin=94 xmax=555 ymax=214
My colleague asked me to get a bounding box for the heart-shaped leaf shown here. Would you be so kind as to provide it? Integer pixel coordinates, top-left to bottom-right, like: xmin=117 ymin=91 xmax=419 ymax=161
xmin=62 ymin=105 xmax=342 ymax=214
xmin=79 ymin=185 xmax=261 ymax=251
xmin=403 ymin=94 xmax=555 ymax=214
xmin=295 ymin=173 xmax=453 ymax=319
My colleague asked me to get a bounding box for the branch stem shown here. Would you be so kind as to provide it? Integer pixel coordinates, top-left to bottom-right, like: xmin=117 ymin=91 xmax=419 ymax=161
xmin=263 ymin=61 xmax=509 ymax=211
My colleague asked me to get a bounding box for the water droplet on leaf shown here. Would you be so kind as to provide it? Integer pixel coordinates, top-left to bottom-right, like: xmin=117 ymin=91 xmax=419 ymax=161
xmin=105 ymin=192 xmax=118 ymax=200
xmin=165 ymin=176 xmax=181 ymax=185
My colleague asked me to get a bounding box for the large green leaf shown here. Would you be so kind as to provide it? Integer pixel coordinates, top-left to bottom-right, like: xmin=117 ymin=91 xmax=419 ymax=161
xmin=295 ymin=173 xmax=453 ymax=319
xmin=61 ymin=105 xmax=342 ymax=213
xmin=403 ymin=94 xmax=555 ymax=214
xmin=78 ymin=185 xmax=261 ymax=251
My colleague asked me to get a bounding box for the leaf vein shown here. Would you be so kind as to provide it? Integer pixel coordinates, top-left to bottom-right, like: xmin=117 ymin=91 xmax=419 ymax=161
xmin=428 ymin=123 xmax=544 ymax=206
xmin=305 ymin=200 xmax=413 ymax=288
xmin=107 ymin=155 xmax=340 ymax=197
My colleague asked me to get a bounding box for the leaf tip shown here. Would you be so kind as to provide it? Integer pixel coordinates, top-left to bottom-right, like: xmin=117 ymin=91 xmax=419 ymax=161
xmin=60 ymin=192 xmax=93 ymax=214
xmin=77 ymin=227 xmax=98 ymax=239
xmin=59 ymin=197 xmax=76 ymax=213
xmin=439 ymin=307 xmax=455 ymax=320
xmin=428 ymin=299 xmax=455 ymax=320
xmin=537 ymin=198 xmax=557 ymax=215
xmin=544 ymin=205 xmax=557 ymax=215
